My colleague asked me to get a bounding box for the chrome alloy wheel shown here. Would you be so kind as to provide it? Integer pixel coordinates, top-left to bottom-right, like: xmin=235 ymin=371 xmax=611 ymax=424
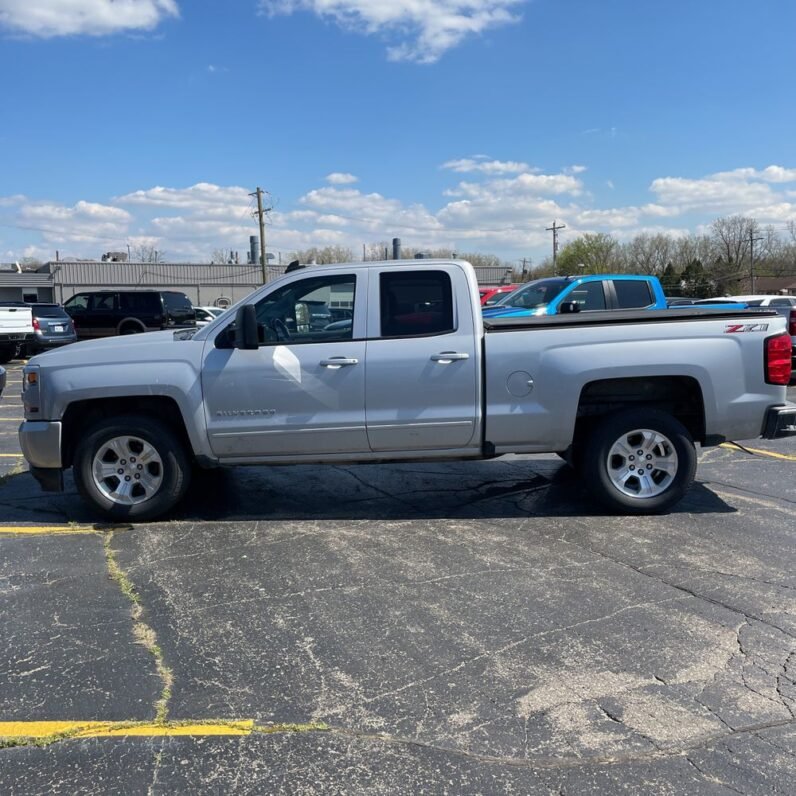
xmin=91 ymin=435 xmax=163 ymax=506
xmin=606 ymin=428 xmax=679 ymax=499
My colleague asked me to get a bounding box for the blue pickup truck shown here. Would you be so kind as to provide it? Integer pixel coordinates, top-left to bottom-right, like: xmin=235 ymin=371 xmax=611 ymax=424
xmin=482 ymin=274 xmax=744 ymax=318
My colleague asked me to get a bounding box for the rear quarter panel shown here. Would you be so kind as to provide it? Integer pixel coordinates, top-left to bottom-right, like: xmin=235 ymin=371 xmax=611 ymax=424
xmin=484 ymin=315 xmax=789 ymax=452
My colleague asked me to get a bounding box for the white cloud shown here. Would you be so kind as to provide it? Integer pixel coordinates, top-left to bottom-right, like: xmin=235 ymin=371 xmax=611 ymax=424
xmin=0 ymin=0 xmax=179 ymax=38
xmin=259 ymin=0 xmax=525 ymax=63
xmin=18 ymin=200 xmax=131 ymax=243
xmin=6 ymin=162 xmax=796 ymax=263
xmin=442 ymin=158 xmax=532 ymax=175
xmin=325 ymin=172 xmax=359 ymax=185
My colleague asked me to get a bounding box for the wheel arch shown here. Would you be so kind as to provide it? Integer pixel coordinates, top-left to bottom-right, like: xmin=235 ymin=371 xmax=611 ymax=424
xmin=116 ymin=317 xmax=147 ymax=334
xmin=574 ymin=376 xmax=706 ymax=447
xmin=61 ymin=396 xmax=194 ymax=469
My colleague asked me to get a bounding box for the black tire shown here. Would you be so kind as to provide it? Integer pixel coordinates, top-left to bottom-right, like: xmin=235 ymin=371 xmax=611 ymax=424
xmin=73 ymin=414 xmax=191 ymax=521
xmin=119 ymin=324 xmax=143 ymax=335
xmin=0 ymin=346 xmax=15 ymax=364
xmin=582 ymin=409 xmax=696 ymax=515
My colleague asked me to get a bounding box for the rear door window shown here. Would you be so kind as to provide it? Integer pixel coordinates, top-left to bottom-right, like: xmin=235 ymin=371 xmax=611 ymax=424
xmin=613 ymin=280 xmax=653 ymax=309
xmin=90 ymin=294 xmax=118 ymax=311
xmin=120 ymin=293 xmax=158 ymax=312
xmin=379 ymin=271 xmax=454 ymax=337
xmin=567 ymin=281 xmax=607 ymax=311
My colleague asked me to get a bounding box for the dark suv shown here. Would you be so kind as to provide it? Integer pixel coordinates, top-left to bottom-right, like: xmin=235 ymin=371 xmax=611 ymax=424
xmin=63 ymin=290 xmax=196 ymax=340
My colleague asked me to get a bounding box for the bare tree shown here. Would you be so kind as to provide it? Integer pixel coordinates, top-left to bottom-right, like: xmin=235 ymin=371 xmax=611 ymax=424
xmin=289 ymin=246 xmax=354 ymax=265
xmin=623 ymin=233 xmax=673 ymax=275
xmin=132 ymin=244 xmax=164 ymax=263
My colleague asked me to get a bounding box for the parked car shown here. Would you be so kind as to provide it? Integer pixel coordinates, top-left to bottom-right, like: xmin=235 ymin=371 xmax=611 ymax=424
xmin=0 ymin=303 xmax=33 ymax=363
xmin=194 ymin=306 xmax=226 ymax=326
xmin=479 ymin=284 xmax=520 ymax=306
xmin=19 ymin=303 xmax=77 ymax=355
xmin=63 ymin=290 xmax=196 ymax=339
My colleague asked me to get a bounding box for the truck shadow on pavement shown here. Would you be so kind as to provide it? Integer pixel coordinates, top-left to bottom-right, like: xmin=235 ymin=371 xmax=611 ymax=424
xmin=0 ymin=458 xmax=736 ymax=525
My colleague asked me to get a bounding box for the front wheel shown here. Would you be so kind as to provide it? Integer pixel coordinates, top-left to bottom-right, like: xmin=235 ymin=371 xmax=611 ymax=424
xmin=73 ymin=414 xmax=191 ymax=521
xmin=582 ymin=409 xmax=696 ymax=515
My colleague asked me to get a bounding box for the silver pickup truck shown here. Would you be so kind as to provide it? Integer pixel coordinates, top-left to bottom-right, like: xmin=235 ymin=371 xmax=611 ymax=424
xmin=17 ymin=260 xmax=796 ymax=520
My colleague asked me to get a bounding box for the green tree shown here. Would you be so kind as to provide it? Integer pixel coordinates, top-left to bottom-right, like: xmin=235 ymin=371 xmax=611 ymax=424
xmin=556 ymin=233 xmax=620 ymax=274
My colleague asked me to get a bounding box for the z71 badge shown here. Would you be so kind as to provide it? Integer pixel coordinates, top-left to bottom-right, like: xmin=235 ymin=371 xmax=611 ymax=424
xmin=724 ymin=323 xmax=770 ymax=334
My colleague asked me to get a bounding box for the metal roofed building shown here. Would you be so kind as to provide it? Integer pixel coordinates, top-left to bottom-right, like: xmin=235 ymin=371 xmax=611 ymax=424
xmin=0 ymin=266 xmax=55 ymax=303
xmin=46 ymin=261 xmax=289 ymax=307
xmin=3 ymin=259 xmax=517 ymax=308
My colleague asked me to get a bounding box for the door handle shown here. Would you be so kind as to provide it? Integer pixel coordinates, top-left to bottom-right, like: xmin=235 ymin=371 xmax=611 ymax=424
xmin=320 ymin=357 xmax=359 ymax=368
xmin=430 ymin=351 xmax=470 ymax=363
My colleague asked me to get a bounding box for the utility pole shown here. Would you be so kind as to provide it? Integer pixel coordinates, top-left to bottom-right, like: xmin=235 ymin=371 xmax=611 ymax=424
xmin=749 ymin=229 xmax=763 ymax=294
xmin=250 ymin=187 xmax=269 ymax=283
xmin=546 ymin=221 xmax=566 ymax=274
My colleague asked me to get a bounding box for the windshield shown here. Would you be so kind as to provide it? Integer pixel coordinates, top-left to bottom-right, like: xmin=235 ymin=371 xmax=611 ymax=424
xmin=493 ymin=278 xmax=570 ymax=309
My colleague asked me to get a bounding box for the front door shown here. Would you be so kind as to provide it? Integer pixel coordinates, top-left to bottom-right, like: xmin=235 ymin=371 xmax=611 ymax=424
xmin=365 ymin=266 xmax=481 ymax=452
xmin=202 ymin=271 xmax=369 ymax=458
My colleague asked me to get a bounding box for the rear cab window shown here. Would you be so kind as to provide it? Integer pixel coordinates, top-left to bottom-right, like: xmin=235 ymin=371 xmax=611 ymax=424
xmin=613 ymin=280 xmax=654 ymax=309
xmin=379 ymin=271 xmax=455 ymax=337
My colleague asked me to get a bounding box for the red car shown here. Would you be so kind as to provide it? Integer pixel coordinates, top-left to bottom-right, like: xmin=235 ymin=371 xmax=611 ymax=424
xmin=479 ymin=284 xmax=520 ymax=306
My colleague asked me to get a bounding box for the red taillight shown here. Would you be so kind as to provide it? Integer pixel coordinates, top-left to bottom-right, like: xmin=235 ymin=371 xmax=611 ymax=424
xmin=32 ymin=317 xmax=41 ymax=331
xmin=765 ymin=333 xmax=792 ymax=385
xmin=789 ymin=309 xmax=796 ymax=337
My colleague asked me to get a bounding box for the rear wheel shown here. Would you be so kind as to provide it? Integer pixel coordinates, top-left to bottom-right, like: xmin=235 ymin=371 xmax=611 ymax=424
xmin=0 ymin=345 xmax=15 ymax=364
xmin=73 ymin=414 xmax=191 ymax=520
xmin=582 ymin=409 xmax=696 ymax=514
xmin=119 ymin=323 xmax=144 ymax=335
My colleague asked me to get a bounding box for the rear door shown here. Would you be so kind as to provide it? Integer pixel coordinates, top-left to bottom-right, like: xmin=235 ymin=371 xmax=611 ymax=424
xmin=365 ymin=266 xmax=480 ymax=452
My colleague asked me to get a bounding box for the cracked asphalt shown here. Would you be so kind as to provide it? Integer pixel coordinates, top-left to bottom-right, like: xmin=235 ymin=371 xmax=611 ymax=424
xmin=1 ymin=361 xmax=795 ymax=794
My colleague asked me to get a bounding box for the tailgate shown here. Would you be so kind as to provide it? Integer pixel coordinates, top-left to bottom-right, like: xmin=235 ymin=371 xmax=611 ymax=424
xmin=0 ymin=307 xmax=33 ymax=333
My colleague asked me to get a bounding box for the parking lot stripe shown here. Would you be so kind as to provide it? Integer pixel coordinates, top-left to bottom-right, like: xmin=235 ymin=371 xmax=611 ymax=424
xmin=0 ymin=720 xmax=255 ymax=740
xmin=720 ymin=443 xmax=796 ymax=462
xmin=0 ymin=453 xmax=22 ymax=457
xmin=0 ymin=525 xmax=99 ymax=535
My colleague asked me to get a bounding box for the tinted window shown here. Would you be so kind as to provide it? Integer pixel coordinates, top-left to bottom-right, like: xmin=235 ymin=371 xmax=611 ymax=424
xmin=254 ymin=274 xmax=356 ymax=344
xmin=567 ymin=281 xmax=606 ymax=311
xmin=770 ymin=298 xmax=795 ymax=307
xmin=90 ymin=294 xmax=117 ymax=311
xmin=64 ymin=294 xmax=89 ymax=311
xmin=744 ymin=300 xmax=764 ymax=307
xmin=120 ymin=293 xmax=159 ymax=312
xmin=162 ymin=292 xmax=193 ymax=311
xmin=613 ymin=280 xmax=653 ymax=309
xmin=32 ymin=304 xmax=69 ymax=319
xmin=380 ymin=271 xmax=454 ymax=337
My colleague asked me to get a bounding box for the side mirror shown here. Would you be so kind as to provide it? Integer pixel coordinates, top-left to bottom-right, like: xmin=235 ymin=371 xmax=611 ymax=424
xmin=559 ymin=301 xmax=581 ymax=314
xmin=234 ymin=305 xmax=260 ymax=350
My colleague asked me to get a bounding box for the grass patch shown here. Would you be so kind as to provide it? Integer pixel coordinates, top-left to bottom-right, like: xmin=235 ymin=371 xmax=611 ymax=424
xmin=102 ymin=530 xmax=174 ymax=723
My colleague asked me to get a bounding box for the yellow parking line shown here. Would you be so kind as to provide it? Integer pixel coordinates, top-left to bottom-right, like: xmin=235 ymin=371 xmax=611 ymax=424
xmin=0 ymin=720 xmax=255 ymax=739
xmin=0 ymin=526 xmax=97 ymax=536
xmin=0 ymin=453 xmax=22 ymax=458
xmin=720 ymin=443 xmax=796 ymax=462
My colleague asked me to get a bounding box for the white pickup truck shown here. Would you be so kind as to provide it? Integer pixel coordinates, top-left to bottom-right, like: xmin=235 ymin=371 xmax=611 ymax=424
xmin=0 ymin=304 xmax=33 ymax=363
xmin=18 ymin=260 xmax=796 ymax=520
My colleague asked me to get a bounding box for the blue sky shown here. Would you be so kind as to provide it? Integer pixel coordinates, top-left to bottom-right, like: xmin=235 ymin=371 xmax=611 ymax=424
xmin=1 ymin=0 xmax=795 ymax=264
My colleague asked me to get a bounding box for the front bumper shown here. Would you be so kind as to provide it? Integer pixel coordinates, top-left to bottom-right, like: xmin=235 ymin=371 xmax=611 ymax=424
xmin=18 ymin=420 xmax=65 ymax=492
xmin=762 ymin=404 xmax=796 ymax=439
xmin=18 ymin=420 xmax=63 ymax=468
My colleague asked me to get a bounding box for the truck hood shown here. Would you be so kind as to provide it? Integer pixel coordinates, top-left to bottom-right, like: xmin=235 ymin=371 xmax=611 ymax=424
xmin=29 ymin=330 xmax=198 ymax=366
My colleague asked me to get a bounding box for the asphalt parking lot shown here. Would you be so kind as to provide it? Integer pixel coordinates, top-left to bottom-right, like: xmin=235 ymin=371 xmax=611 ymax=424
xmin=1 ymin=360 xmax=795 ymax=794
